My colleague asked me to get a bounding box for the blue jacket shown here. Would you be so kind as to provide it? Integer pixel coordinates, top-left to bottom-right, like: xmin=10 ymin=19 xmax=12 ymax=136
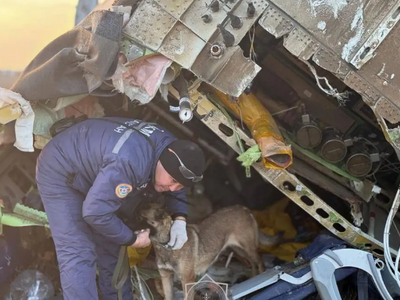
xmin=36 ymin=117 xmax=188 ymax=246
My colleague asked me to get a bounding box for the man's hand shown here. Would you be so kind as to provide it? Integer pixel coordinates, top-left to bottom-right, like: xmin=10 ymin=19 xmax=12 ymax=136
xmin=130 ymin=229 xmax=151 ymax=248
xmin=167 ymin=218 xmax=188 ymax=250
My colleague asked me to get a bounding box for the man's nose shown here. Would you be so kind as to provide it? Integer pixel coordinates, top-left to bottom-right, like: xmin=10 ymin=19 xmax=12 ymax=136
xmin=169 ymin=183 xmax=183 ymax=192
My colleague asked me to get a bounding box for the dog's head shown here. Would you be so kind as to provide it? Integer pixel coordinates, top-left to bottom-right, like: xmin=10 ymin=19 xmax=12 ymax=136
xmin=139 ymin=202 xmax=173 ymax=244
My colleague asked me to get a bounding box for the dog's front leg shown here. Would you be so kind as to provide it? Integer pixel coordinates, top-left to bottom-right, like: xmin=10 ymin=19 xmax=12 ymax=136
xmin=159 ymin=269 xmax=174 ymax=300
xmin=180 ymin=270 xmax=196 ymax=300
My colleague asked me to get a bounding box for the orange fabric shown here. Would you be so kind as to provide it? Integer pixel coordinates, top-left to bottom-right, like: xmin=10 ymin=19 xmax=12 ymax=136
xmin=214 ymin=90 xmax=293 ymax=169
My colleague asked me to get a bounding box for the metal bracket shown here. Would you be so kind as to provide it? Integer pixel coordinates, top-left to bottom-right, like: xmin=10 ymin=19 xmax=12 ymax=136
xmin=191 ymin=89 xmax=397 ymax=258
xmin=311 ymin=248 xmax=393 ymax=300
xmin=280 ymin=271 xmax=313 ymax=285
xmin=122 ymin=0 xmax=263 ymax=97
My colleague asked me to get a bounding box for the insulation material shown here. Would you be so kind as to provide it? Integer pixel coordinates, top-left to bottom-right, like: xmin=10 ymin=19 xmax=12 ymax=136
xmin=64 ymin=95 xmax=105 ymax=118
xmin=111 ymin=53 xmax=173 ymax=104
xmin=127 ymin=245 xmax=152 ymax=268
xmin=0 ymin=103 xmax=22 ymax=125
xmin=33 ymin=96 xmax=105 ymax=150
xmin=214 ymin=90 xmax=293 ymax=169
xmin=252 ymin=198 xmax=311 ymax=262
xmin=0 ymin=88 xmax=35 ymax=152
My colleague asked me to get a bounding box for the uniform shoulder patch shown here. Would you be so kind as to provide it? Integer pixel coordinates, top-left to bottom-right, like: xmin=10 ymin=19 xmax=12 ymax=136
xmin=115 ymin=184 xmax=133 ymax=198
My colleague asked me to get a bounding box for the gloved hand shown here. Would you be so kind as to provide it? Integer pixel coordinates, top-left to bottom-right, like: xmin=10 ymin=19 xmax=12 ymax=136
xmin=167 ymin=219 xmax=188 ymax=250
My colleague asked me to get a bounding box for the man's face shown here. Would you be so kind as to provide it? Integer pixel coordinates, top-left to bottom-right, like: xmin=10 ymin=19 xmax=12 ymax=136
xmin=154 ymin=160 xmax=184 ymax=193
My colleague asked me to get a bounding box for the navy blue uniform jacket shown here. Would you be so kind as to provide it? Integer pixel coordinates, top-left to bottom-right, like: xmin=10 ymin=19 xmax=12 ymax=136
xmin=36 ymin=117 xmax=188 ymax=246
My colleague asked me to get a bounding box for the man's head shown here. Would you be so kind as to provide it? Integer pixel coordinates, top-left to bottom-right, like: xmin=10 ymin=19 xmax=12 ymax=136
xmin=154 ymin=140 xmax=206 ymax=193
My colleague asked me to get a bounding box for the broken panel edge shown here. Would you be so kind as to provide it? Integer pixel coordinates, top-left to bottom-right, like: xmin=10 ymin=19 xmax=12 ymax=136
xmin=350 ymin=2 xmax=400 ymax=69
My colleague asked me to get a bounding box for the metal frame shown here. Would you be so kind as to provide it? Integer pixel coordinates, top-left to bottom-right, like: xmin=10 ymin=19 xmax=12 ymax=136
xmin=0 ymin=202 xmax=49 ymax=235
xmin=190 ymin=87 xmax=397 ymax=258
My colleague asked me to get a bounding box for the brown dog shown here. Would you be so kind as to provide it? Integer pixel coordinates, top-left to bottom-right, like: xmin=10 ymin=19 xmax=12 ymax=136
xmin=139 ymin=203 xmax=284 ymax=300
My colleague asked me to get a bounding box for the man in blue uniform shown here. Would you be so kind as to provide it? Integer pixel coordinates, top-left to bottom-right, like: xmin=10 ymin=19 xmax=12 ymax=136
xmin=35 ymin=117 xmax=206 ymax=300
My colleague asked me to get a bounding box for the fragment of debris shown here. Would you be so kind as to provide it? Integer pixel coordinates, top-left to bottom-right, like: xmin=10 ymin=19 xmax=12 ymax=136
xmin=2 ymin=0 xmax=400 ymax=299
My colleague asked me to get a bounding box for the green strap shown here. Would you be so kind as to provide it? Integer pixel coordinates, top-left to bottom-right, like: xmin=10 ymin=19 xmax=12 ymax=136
xmin=112 ymin=246 xmax=130 ymax=300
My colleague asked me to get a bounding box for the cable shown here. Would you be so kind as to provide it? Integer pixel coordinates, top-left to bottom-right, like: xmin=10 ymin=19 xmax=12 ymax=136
xmin=130 ymin=267 xmax=155 ymax=300
xmin=383 ymin=188 xmax=400 ymax=287
xmin=355 ymin=137 xmax=383 ymax=177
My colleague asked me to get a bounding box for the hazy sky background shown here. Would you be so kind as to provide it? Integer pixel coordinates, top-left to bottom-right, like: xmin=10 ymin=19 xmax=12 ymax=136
xmin=0 ymin=0 xmax=105 ymax=72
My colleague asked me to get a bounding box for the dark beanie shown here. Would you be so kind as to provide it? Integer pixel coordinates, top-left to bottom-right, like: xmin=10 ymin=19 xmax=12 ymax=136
xmin=159 ymin=140 xmax=206 ymax=187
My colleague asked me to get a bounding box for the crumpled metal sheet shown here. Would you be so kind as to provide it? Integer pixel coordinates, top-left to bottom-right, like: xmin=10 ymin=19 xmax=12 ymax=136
xmin=154 ymin=0 xmax=195 ymax=19
xmin=266 ymin=0 xmax=400 ymax=67
xmin=123 ymin=0 xmax=265 ymax=97
xmin=258 ymin=5 xmax=293 ymax=38
xmin=190 ymin=37 xmax=261 ymax=97
xmin=350 ymin=3 xmax=400 ymax=69
xmin=374 ymin=97 xmax=400 ymax=124
xmin=157 ymin=22 xmax=206 ymax=69
xmin=282 ymin=27 xmax=319 ymax=61
xmin=210 ymin=49 xmax=261 ymax=97
xmin=180 ymin=0 xmax=228 ymax=42
xmin=221 ymin=0 xmax=269 ymax=47
xmin=123 ymin=0 xmax=177 ymax=50
xmin=191 ymin=43 xmax=239 ymax=82
xmin=258 ymin=0 xmax=400 ymax=126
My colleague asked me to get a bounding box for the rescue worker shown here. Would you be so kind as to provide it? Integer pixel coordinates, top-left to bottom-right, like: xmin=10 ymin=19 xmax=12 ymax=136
xmin=35 ymin=117 xmax=206 ymax=300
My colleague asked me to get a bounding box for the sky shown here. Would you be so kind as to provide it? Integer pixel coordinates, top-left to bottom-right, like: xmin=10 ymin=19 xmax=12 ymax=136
xmin=0 ymin=0 xmax=102 ymax=72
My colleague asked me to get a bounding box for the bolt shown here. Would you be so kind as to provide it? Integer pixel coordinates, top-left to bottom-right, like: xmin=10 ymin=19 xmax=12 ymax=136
xmin=202 ymin=14 xmax=212 ymax=23
xmin=388 ymin=20 xmax=395 ymax=28
xmin=210 ymin=44 xmax=223 ymax=57
xmin=228 ymin=12 xmax=243 ymax=29
xmin=210 ymin=0 xmax=219 ymax=12
xmin=247 ymin=2 xmax=256 ymax=17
